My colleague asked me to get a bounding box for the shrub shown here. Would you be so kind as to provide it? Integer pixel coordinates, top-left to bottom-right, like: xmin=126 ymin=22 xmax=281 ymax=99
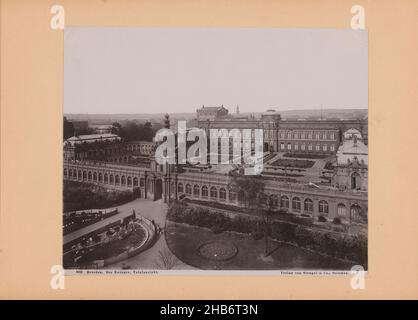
xmin=333 ymin=217 xmax=342 ymax=225
xmin=318 ymin=215 xmax=327 ymax=223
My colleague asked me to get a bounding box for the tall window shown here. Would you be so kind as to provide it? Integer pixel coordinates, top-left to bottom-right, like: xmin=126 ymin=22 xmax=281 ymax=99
xmin=202 ymin=186 xmax=208 ymax=198
xmin=319 ymin=200 xmax=329 ymax=215
xmin=301 ymin=132 xmax=305 ymax=139
xmin=178 ymin=183 xmax=184 ymax=193
xmin=287 ymin=143 xmax=292 ymax=150
xmin=280 ymin=196 xmax=289 ymax=209
xmin=330 ymin=144 xmax=335 ymax=152
xmin=185 ymin=184 xmax=192 ymax=195
xmin=193 ymin=185 xmax=200 ymax=196
xmin=287 ymin=132 xmax=292 ymax=139
xmin=308 ymin=144 xmax=313 ymax=151
xmin=301 ymin=144 xmax=305 ymax=151
xmin=323 ymin=144 xmax=327 ymax=152
xmin=315 ymin=133 xmax=320 ymax=139
xmin=292 ymin=197 xmax=301 ymax=211
xmin=316 ymin=144 xmax=320 ymax=151
xmin=210 ymin=187 xmax=217 ymax=199
xmin=308 ymin=132 xmax=313 ymax=139
xmin=228 ymin=189 xmax=236 ymax=202
xmin=330 ymin=133 xmax=335 ymax=140
xmin=323 ymin=133 xmax=327 ymax=139
xmin=281 ymin=143 xmax=285 ymax=150
xmin=294 ymin=144 xmax=298 ymax=151
xmin=337 ymin=203 xmax=347 ymax=217
xmin=219 ymin=188 xmax=226 ymax=201
xmin=304 ymin=198 xmax=313 ymax=212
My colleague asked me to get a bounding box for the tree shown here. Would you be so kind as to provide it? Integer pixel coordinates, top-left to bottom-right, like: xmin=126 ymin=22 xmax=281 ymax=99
xmin=111 ymin=122 xmax=123 ymax=136
xmin=228 ymin=169 xmax=265 ymax=209
xmin=228 ymin=172 xmax=275 ymax=256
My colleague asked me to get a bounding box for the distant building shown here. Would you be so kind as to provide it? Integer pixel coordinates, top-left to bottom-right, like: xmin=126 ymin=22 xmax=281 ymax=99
xmin=63 ymin=133 xmax=122 ymax=161
xmin=333 ymin=129 xmax=368 ymax=192
xmin=196 ymin=105 xmax=229 ymax=121
xmin=125 ymin=141 xmax=155 ymax=155
xmin=198 ymin=108 xmax=368 ymax=154
xmin=90 ymin=124 xmax=113 ymax=134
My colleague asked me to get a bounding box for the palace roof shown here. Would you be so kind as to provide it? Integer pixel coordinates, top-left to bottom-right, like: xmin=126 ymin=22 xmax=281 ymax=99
xmin=65 ymin=133 xmax=121 ymax=146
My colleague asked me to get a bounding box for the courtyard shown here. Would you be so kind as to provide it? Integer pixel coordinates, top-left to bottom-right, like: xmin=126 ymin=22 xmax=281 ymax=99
xmin=165 ymin=222 xmax=353 ymax=270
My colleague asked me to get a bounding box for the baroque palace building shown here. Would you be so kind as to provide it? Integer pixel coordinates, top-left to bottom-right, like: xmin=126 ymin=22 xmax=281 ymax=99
xmin=63 ymin=107 xmax=368 ymax=224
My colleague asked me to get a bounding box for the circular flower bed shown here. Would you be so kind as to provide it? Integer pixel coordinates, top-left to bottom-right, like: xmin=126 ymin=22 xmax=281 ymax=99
xmin=198 ymin=241 xmax=238 ymax=261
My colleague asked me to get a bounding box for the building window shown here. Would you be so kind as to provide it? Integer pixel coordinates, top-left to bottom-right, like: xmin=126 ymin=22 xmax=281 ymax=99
xmin=308 ymin=132 xmax=313 ymax=139
xmin=202 ymin=186 xmax=208 ymax=198
xmin=127 ymin=176 xmax=132 ymax=186
xmin=319 ymin=200 xmax=329 ymax=215
xmin=316 ymin=144 xmax=320 ymax=151
xmin=133 ymin=177 xmax=138 ymax=186
xmin=323 ymin=144 xmax=327 ymax=152
xmin=330 ymin=133 xmax=335 ymax=140
xmin=88 ymin=171 xmax=92 ymax=181
xmin=323 ymin=133 xmax=327 ymax=140
xmin=315 ymin=133 xmax=320 ymax=139
xmin=178 ymin=183 xmax=184 ymax=193
xmin=140 ymin=178 xmax=145 ymax=187
xmin=281 ymin=143 xmax=285 ymax=150
xmin=308 ymin=144 xmax=313 ymax=151
xmin=292 ymin=197 xmax=301 ymax=211
xmin=287 ymin=143 xmax=291 ymax=150
xmin=98 ymin=173 xmax=102 ymax=182
xmin=294 ymin=132 xmax=298 ymax=139
xmin=280 ymin=132 xmax=285 ymax=139
xmin=337 ymin=203 xmax=347 ymax=217
xmin=193 ymin=185 xmax=200 ymax=196
xmin=330 ymin=144 xmax=335 ymax=152
xmin=104 ymin=174 xmax=108 ymax=184
xmin=210 ymin=187 xmax=217 ymax=199
xmin=301 ymin=144 xmax=305 ymax=151
xmin=185 ymin=184 xmax=192 ymax=195
xmin=301 ymin=132 xmax=305 ymax=139
xmin=219 ymin=188 xmax=226 ymax=201
xmin=304 ymin=198 xmax=313 ymax=212
xmin=294 ymin=144 xmax=298 ymax=151
xmin=280 ymin=195 xmax=289 ymax=209
xmin=287 ymin=132 xmax=292 ymax=139
xmin=115 ymin=175 xmax=120 ymax=185
xmin=121 ymin=176 xmax=126 ymax=185
xmin=227 ymin=189 xmax=236 ymax=202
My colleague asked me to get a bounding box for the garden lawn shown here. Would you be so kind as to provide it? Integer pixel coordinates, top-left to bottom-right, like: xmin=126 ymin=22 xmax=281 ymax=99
xmin=165 ymin=221 xmax=353 ymax=270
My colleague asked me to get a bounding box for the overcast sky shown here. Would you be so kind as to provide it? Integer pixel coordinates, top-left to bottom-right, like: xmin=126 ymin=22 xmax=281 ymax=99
xmin=64 ymin=27 xmax=367 ymax=114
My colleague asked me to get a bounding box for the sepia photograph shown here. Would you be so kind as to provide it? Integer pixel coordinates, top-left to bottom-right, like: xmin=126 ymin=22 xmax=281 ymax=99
xmin=62 ymin=27 xmax=368 ymax=273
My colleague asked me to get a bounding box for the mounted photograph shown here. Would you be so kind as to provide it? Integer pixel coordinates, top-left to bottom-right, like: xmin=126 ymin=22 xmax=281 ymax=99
xmin=62 ymin=27 xmax=368 ymax=273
